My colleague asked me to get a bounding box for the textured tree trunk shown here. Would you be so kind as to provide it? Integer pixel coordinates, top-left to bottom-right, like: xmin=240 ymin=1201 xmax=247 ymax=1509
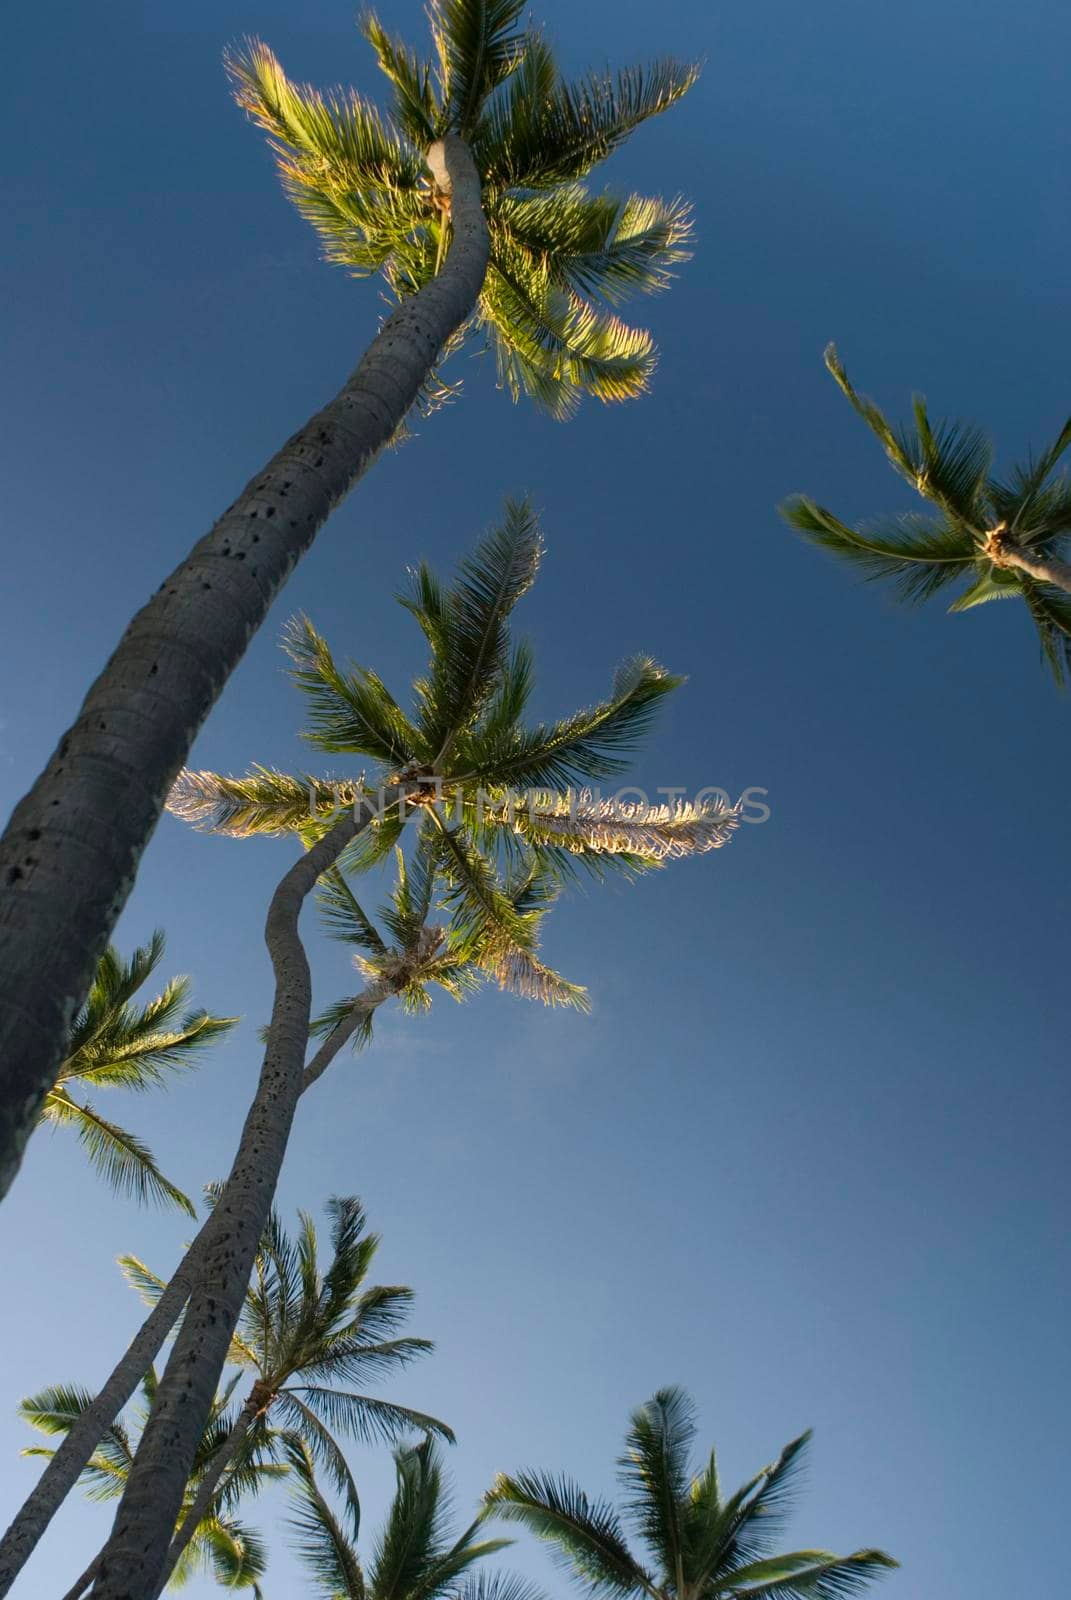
xmin=87 ymin=793 xmax=403 ymax=1600
xmin=994 ymin=543 xmax=1071 ymax=592
xmin=0 ymin=980 xmax=390 ymax=1594
xmin=0 ymin=135 xmax=488 ymax=1203
xmin=154 ymin=1391 xmax=262 ymax=1595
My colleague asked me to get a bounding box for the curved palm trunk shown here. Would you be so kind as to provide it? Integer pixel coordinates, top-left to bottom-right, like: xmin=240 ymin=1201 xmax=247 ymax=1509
xmin=0 ymin=135 xmax=488 ymax=1204
xmin=0 ymin=983 xmax=390 ymax=1596
xmin=86 ymin=793 xmax=403 ymax=1600
xmin=995 ymin=543 xmax=1071 ymax=592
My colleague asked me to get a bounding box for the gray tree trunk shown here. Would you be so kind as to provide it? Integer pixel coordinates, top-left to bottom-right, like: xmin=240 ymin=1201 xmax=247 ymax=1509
xmin=0 ymin=949 xmax=393 ymax=1594
xmin=0 ymin=135 xmax=488 ymax=1203
xmin=87 ymin=792 xmax=403 ymax=1600
xmin=154 ymin=1391 xmax=261 ymax=1595
xmin=996 ymin=542 xmax=1071 ymax=593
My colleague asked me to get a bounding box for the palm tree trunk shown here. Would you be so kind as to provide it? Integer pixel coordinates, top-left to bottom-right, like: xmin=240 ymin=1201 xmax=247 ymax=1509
xmin=59 ymin=1553 xmax=101 ymax=1600
xmin=155 ymin=1390 xmax=262 ymax=1594
xmin=0 ymin=975 xmax=393 ymax=1595
xmin=0 ymin=134 xmax=488 ymax=1205
xmin=994 ymin=543 xmax=1071 ymax=592
xmin=87 ymin=793 xmax=403 ymax=1600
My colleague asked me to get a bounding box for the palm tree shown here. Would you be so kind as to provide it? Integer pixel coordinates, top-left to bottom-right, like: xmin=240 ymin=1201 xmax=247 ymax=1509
xmin=781 ymin=345 xmax=1071 ymax=681
xmin=65 ymin=506 xmax=739 ymax=1600
xmin=40 ymin=932 xmax=234 ymax=1216
xmin=20 ymin=1368 xmax=276 ymax=1597
xmin=283 ymin=1432 xmax=531 ymax=1600
xmin=120 ymin=1195 xmax=453 ymax=1589
xmin=169 ymin=496 xmax=740 ymax=1014
xmin=0 ymin=0 xmax=699 ymax=1206
xmin=485 ymin=1387 xmax=898 ymax=1600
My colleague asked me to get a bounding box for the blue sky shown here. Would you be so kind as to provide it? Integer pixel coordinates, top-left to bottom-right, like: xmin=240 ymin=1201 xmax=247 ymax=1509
xmin=2 ymin=0 xmax=1069 ymax=1595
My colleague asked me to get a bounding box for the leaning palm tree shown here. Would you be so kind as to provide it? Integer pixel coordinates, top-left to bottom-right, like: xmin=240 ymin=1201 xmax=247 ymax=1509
xmin=20 ymin=1368 xmax=274 ymax=1597
xmin=52 ymin=506 xmax=739 ymax=1600
xmin=486 ymin=1387 xmax=898 ymax=1600
xmin=40 ymin=932 xmax=234 ymax=1216
xmin=0 ymin=0 xmax=699 ymax=1206
xmin=284 ymin=1432 xmax=531 ymax=1600
xmin=118 ymin=1195 xmax=453 ymax=1590
xmin=782 ymin=345 xmax=1071 ymax=682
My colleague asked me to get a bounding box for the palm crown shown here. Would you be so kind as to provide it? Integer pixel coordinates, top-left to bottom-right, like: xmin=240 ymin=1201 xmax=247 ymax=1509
xmin=20 ymin=1366 xmax=275 ymax=1593
xmin=41 ymin=932 xmax=235 ymax=1216
xmin=120 ymin=1196 xmax=452 ymax=1531
xmin=227 ymin=2 xmax=697 ymax=419
xmin=485 ymin=1387 xmax=897 ymax=1600
xmin=781 ymin=345 xmax=1071 ymax=682
xmin=285 ymin=1431 xmax=529 ymax=1600
xmin=168 ymin=500 xmax=739 ymax=1019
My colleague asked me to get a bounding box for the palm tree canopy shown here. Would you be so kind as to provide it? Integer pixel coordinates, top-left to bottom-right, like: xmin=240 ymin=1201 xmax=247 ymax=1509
xmin=226 ymin=3 xmax=698 ymax=419
xmin=781 ymin=344 xmax=1071 ymax=682
xmin=20 ymin=1367 xmax=275 ymax=1593
xmin=40 ymin=931 xmax=236 ymax=1215
xmin=485 ymin=1387 xmax=898 ymax=1600
xmin=286 ymin=1431 xmax=533 ymax=1600
xmin=120 ymin=1195 xmax=452 ymax=1526
xmin=167 ymin=501 xmax=739 ymax=1019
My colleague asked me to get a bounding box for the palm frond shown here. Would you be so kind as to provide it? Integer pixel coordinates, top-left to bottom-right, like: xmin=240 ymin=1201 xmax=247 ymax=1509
xmin=286 ymin=615 xmax=424 ymax=766
xmin=40 ymin=1089 xmax=195 ymax=1216
xmin=781 ymin=497 xmax=977 ymax=604
xmin=475 ymin=55 xmax=700 ymax=190
xmin=484 ymin=789 xmax=739 ymax=861
xmin=713 ymin=1549 xmax=897 ymax=1599
xmin=168 ymin=764 xmax=362 ymax=837
xmin=283 ymin=1433 xmax=365 ymax=1595
xmin=485 ymin=1472 xmax=651 ymax=1599
xmin=199 ymin=1514 xmax=269 ymax=1593
xmin=618 ymin=1387 xmax=696 ymax=1578
xmin=429 ymin=0 xmax=528 ymax=134
xmin=362 ymin=11 xmax=438 ymax=145
xmin=370 ymin=1437 xmax=450 ymax=1600
xmin=496 ymin=190 xmax=693 ymax=307
xmin=1021 ymin=578 xmax=1071 ymax=686
xmin=318 ymin=869 xmax=389 ymax=953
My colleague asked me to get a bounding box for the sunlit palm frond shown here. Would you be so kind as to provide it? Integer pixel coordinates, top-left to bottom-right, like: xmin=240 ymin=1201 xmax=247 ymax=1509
xmin=195 ymin=1514 xmax=268 ymax=1594
xmin=429 ymin=0 xmax=528 ymax=134
xmin=495 ymin=190 xmax=693 ymax=308
xmin=40 ymin=1089 xmax=196 ymax=1216
xmin=482 ymin=789 xmax=739 ymax=862
xmin=168 ymin=764 xmax=362 ymax=837
xmin=362 ymin=10 xmax=438 ymax=146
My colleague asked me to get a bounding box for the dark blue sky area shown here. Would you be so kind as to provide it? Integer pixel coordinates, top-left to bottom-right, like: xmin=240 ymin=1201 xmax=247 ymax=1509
xmin=1 ymin=2 xmax=1068 ymax=1596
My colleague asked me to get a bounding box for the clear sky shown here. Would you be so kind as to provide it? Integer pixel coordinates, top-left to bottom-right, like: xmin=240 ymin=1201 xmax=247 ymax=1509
xmin=1 ymin=1 xmax=1068 ymax=1596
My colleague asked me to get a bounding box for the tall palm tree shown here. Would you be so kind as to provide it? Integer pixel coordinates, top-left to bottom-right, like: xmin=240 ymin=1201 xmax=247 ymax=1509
xmin=73 ymin=506 xmax=739 ymax=1600
xmin=485 ymin=1388 xmax=898 ymax=1600
xmin=0 ymin=0 xmax=699 ymax=1206
xmin=283 ymin=1432 xmax=530 ymax=1600
xmin=41 ymin=932 xmax=234 ymax=1216
xmin=20 ymin=1368 xmax=276 ymax=1597
xmin=120 ymin=1195 xmax=453 ymax=1589
xmin=781 ymin=345 xmax=1071 ymax=681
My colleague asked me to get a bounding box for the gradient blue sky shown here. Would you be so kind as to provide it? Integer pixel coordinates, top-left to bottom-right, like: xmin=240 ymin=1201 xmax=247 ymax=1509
xmin=2 ymin=1 xmax=1069 ymax=1595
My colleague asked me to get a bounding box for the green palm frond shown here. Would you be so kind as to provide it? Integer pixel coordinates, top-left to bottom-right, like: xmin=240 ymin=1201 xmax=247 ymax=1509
xmin=433 ymin=819 xmax=588 ymax=1008
xmin=195 ymin=1515 xmax=268 ymax=1594
xmin=781 ymin=497 xmax=977 ymax=604
xmin=362 ymin=11 xmax=438 ymax=145
xmin=318 ymin=868 xmax=389 ymax=953
xmin=458 ymin=655 xmax=683 ymax=789
xmin=289 ymin=1385 xmax=453 ymax=1448
xmin=708 ymin=1433 xmax=811 ymax=1576
xmin=429 ymin=0 xmax=528 ymax=134
xmin=1021 ymin=578 xmax=1071 ymax=685
xmin=495 ymin=190 xmax=693 ymax=308
xmin=286 ymin=615 xmax=424 ymax=766
xmin=474 ymin=54 xmax=700 ymax=190
xmin=371 ymin=1437 xmax=450 ymax=1600
xmin=485 ymin=1473 xmax=651 ymax=1599
xmin=309 ymin=997 xmax=378 ymax=1052
xmin=40 ymin=1089 xmax=195 ymax=1216
xmin=405 ymin=498 xmax=542 ymax=752
xmin=284 ymin=1434 xmax=367 ymax=1598
xmin=618 ymin=1387 xmax=696 ymax=1578
xmin=713 ymin=1549 xmax=897 ymax=1600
